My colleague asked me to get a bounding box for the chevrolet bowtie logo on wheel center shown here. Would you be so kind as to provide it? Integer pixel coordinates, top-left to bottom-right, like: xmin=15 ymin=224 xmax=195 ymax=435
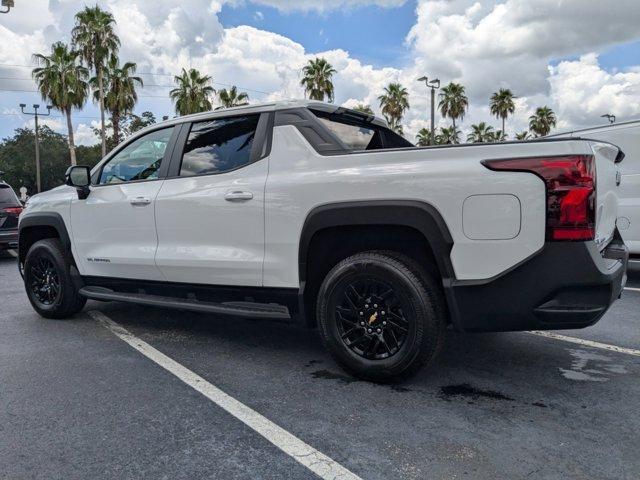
xmin=368 ymin=311 xmax=378 ymax=325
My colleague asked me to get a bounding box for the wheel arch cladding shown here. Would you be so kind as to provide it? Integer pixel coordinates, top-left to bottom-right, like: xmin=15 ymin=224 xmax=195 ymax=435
xmin=299 ymin=200 xmax=455 ymax=284
xmin=18 ymin=213 xmax=72 ymax=266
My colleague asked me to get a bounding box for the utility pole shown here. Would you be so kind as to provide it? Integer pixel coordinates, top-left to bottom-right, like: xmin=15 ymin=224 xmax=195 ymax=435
xmin=20 ymin=104 xmax=52 ymax=193
xmin=1 ymin=0 xmax=15 ymax=14
xmin=417 ymin=76 xmax=440 ymax=145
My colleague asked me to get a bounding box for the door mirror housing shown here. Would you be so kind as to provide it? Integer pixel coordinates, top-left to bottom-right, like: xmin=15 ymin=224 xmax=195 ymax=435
xmin=65 ymin=166 xmax=91 ymax=199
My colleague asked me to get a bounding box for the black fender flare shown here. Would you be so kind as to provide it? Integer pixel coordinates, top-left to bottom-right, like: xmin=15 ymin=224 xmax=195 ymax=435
xmin=298 ymin=200 xmax=456 ymax=285
xmin=18 ymin=212 xmax=72 ymax=264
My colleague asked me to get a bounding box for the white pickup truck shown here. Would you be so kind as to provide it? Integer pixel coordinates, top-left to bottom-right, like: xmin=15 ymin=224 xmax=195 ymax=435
xmin=19 ymin=100 xmax=629 ymax=381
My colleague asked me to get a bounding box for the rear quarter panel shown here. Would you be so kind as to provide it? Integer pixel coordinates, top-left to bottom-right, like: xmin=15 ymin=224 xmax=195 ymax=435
xmin=264 ymin=126 xmax=595 ymax=287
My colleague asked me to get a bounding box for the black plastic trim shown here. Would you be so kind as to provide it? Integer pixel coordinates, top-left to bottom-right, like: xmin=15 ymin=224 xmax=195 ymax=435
xmin=298 ymin=200 xmax=455 ymax=285
xmin=79 ymin=285 xmax=291 ymax=319
xmin=18 ymin=212 xmax=71 ymax=264
xmin=447 ymin=233 xmax=628 ymax=332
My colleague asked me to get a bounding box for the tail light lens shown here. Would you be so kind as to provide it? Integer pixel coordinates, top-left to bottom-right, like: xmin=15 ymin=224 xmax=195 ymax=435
xmin=3 ymin=206 xmax=23 ymax=216
xmin=482 ymin=155 xmax=595 ymax=241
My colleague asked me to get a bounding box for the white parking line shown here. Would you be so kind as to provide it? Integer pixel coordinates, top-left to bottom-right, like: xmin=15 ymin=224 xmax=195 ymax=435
xmin=88 ymin=310 xmax=362 ymax=480
xmin=7 ymin=249 xmax=17 ymax=258
xmin=528 ymin=331 xmax=640 ymax=357
xmin=624 ymin=287 xmax=640 ymax=293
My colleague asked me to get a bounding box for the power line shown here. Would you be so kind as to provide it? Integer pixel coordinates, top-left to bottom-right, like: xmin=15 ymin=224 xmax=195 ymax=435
xmin=0 ymin=62 xmax=272 ymax=95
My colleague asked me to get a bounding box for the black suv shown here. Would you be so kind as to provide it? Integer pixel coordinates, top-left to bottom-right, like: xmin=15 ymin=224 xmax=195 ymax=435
xmin=0 ymin=176 xmax=22 ymax=250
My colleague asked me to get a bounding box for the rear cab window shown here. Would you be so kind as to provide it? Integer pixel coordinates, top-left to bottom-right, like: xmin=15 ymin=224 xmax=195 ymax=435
xmin=0 ymin=184 xmax=20 ymax=207
xmin=310 ymin=109 xmax=413 ymax=151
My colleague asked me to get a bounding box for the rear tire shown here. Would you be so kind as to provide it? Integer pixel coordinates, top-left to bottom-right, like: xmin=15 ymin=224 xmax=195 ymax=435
xmin=24 ymin=238 xmax=86 ymax=319
xmin=316 ymin=250 xmax=446 ymax=382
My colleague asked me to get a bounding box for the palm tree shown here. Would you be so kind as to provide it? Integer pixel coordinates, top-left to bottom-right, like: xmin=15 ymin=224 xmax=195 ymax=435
xmin=493 ymin=130 xmax=507 ymax=142
xmin=438 ymin=82 xmax=468 ymax=142
xmin=96 ymin=58 xmax=142 ymax=146
xmin=437 ymin=126 xmax=461 ymax=145
xmin=217 ymin=86 xmax=249 ymax=109
xmin=32 ymin=42 xmax=89 ymax=166
xmin=352 ymin=104 xmax=374 ymax=115
xmin=72 ymin=5 xmax=120 ymax=158
xmin=515 ymin=131 xmax=530 ymax=140
xmin=489 ymin=88 xmax=516 ymax=135
xmin=529 ymin=106 xmax=557 ymax=137
xmin=170 ymin=68 xmax=215 ymax=116
xmin=416 ymin=127 xmax=434 ymax=147
xmin=378 ymin=83 xmax=410 ymax=133
xmin=467 ymin=122 xmax=495 ymax=143
xmin=300 ymin=58 xmax=336 ymax=102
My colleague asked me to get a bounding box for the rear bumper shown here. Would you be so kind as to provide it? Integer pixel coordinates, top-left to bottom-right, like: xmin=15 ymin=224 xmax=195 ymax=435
xmin=445 ymin=230 xmax=628 ymax=332
xmin=0 ymin=228 xmax=18 ymax=249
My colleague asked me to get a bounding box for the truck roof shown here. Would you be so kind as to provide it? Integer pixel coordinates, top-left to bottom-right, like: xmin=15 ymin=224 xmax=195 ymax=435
xmin=154 ymin=99 xmax=387 ymax=129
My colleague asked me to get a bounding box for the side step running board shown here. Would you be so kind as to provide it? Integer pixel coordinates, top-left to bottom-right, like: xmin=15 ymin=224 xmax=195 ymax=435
xmin=79 ymin=286 xmax=291 ymax=320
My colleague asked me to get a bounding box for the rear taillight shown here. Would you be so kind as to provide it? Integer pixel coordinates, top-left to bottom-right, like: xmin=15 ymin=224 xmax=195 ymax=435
xmin=3 ymin=206 xmax=23 ymax=216
xmin=482 ymin=155 xmax=595 ymax=241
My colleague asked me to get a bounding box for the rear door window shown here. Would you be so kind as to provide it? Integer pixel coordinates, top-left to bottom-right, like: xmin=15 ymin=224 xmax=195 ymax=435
xmin=180 ymin=115 xmax=260 ymax=176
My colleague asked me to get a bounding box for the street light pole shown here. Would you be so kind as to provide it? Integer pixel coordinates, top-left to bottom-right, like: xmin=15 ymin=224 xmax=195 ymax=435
xmin=417 ymin=76 xmax=440 ymax=145
xmin=20 ymin=103 xmax=52 ymax=193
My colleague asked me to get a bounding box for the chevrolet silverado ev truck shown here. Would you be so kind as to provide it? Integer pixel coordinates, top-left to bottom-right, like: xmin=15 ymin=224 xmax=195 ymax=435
xmin=18 ymin=101 xmax=629 ymax=381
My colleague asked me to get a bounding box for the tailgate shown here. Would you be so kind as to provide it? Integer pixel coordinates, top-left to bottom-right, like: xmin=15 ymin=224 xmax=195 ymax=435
xmin=591 ymin=141 xmax=623 ymax=250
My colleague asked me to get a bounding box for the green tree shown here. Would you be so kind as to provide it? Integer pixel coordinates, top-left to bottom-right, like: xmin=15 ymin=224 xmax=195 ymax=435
xmin=95 ymin=58 xmax=142 ymax=147
xmin=217 ymin=86 xmax=249 ymax=109
xmin=32 ymin=41 xmax=89 ymax=166
xmin=378 ymin=82 xmax=410 ymax=133
xmin=515 ymin=131 xmax=531 ymax=140
xmin=437 ymin=126 xmax=461 ymax=145
xmin=170 ymin=68 xmax=215 ymax=116
xmin=0 ymin=127 xmax=100 ymax=194
xmin=467 ymin=122 xmax=495 ymax=143
xmin=438 ymin=82 xmax=468 ymax=141
xmin=529 ymin=106 xmax=557 ymax=137
xmin=352 ymin=104 xmax=374 ymax=115
xmin=416 ymin=127 xmax=434 ymax=147
xmin=489 ymin=88 xmax=516 ymax=135
xmin=300 ymin=57 xmax=336 ymax=102
xmin=128 ymin=111 xmax=156 ymax=133
xmin=493 ymin=129 xmax=507 ymax=142
xmin=72 ymin=5 xmax=120 ymax=158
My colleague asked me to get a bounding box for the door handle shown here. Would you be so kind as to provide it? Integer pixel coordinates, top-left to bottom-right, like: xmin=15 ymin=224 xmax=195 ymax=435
xmin=224 ymin=191 xmax=254 ymax=201
xmin=129 ymin=196 xmax=152 ymax=206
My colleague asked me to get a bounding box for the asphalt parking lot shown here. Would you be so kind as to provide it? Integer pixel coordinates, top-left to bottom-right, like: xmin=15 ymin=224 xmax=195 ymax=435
xmin=1 ymin=249 xmax=639 ymax=480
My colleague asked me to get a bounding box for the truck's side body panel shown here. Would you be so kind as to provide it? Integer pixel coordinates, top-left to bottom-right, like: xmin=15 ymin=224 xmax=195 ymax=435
xmin=262 ymin=125 xmax=599 ymax=287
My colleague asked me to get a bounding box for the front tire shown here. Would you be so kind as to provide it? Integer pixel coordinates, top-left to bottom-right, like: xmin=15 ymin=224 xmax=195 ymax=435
xmin=24 ymin=238 xmax=86 ymax=319
xmin=316 ymin=251 xmax=446 ymax=382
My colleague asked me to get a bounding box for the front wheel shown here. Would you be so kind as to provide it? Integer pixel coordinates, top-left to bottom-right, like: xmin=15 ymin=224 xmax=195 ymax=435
xmin=24 ymin=238 xmax=86 ymax=319
xmin=316 ymin=251 xmax=446 ymax=382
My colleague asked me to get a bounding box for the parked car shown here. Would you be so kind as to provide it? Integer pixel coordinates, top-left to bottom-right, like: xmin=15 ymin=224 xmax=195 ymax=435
xmin=550 ymin=119 xmax=640 ymax=266
xmin=0 ymin=176 xmax=21 ymax=250
xmin=18 ymin=100 xmax=629 ymax=381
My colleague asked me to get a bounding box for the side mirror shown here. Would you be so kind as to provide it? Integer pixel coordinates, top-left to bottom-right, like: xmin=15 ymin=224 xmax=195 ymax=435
xmin=65 ymin=166 xmax=91 ymax=200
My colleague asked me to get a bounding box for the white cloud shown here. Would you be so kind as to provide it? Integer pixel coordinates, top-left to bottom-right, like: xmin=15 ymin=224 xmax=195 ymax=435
xmin=1 ymin=0 xmax=640 ymax=146
xmin=239 ymin=0 xmax=407 ymax=13
xmin=74 ymin=121 xmax=101 ymax=146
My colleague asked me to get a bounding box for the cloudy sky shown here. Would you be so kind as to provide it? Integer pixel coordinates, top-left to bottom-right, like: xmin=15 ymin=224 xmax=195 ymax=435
xmin=0 ymin=0 xmax=639 ymax=145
